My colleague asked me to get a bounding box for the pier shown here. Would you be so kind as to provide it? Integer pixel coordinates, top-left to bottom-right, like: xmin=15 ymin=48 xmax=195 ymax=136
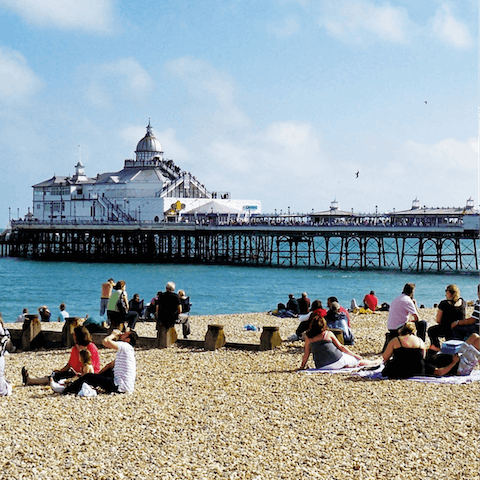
xmin=1 ymin=217 xmax=478 ymax=272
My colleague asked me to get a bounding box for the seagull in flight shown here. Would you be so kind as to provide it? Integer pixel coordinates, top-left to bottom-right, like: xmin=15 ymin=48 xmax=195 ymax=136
xmin=424 ymin=101 xmax=427 ymax=104
xmin=355 ymin=170 xmax=359 ymax=178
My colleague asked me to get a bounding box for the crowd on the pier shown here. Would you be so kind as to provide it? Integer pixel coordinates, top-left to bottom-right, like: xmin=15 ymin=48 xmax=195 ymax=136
xmin=0 ymin=279 xmax=479 ymax=397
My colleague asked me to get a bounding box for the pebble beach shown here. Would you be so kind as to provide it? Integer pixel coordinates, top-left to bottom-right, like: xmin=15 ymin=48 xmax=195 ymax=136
xmin=1 ymin=308 xmax=478 ymax=479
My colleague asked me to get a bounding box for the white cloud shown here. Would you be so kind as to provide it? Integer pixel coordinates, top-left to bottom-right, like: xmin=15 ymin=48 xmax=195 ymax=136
xmin=0 ymin=0 xmax=114 ymax=32
xmin=167 ymin=57 xmax=250 ymax=128
xmin=317 ymin=0 xmax=410 ymax=44
xmin=406 ymin=137 xmax=477 ymax=170
xmin=431 ymin=4 xmax=472 ymax=48
xmin=82 ymin=58 xmax=154 ymax=108
xmin=0 ymin=46 xmax=42 ymax=102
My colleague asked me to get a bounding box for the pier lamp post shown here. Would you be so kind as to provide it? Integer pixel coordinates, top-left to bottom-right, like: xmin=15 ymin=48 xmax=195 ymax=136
xmin=8 ymin=207 xmax=11 ymax=224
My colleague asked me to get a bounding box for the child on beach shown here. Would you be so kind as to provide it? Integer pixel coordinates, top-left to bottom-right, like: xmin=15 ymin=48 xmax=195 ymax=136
xmin=50 ymin=349 xmax=94 ymax=392
xmin=79 ymin=350 xmax=94 ymax=376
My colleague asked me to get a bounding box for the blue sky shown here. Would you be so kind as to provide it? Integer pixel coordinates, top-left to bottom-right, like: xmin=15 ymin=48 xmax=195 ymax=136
xmin=0 ymin=0 xmax=477 ymax=226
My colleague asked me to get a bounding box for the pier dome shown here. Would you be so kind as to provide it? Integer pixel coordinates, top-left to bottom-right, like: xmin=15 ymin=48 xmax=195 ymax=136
xmin=135 ymin=121 xmax=163 ymax=161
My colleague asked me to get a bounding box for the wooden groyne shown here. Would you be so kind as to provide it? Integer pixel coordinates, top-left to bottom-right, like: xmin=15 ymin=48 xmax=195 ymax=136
xmin=7 ymin=319 xmax=285 ymax=353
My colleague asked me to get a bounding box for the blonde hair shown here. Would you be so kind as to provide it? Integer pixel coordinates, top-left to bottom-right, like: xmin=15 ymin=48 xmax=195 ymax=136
xmin=399 ymin=322 xmax=416 ymax=336
xmin=446 ymin=284 xmax=460 ymax=303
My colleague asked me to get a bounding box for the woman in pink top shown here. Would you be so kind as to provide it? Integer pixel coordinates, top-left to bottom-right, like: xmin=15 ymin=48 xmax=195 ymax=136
xmin=22 ymin=326 xmax=101 ymax=386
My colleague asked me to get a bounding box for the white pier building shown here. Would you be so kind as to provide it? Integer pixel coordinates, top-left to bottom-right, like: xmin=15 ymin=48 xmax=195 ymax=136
xmin=31 ymin=123 xmax=261 ymax=223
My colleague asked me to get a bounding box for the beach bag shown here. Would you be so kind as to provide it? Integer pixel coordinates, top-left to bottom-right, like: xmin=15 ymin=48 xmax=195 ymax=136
xmin=116 ymin=293 xmax=128 ymax=316
xmin=457 ymin=343 xmax=480 ymax=376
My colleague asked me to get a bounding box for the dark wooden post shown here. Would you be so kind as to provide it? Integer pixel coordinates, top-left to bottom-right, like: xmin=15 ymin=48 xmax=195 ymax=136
xmin=204 ymin=324 xmax=226 ymax=351
xmin=156 ymin=324 xmax=178 ymax=349
xmin=61 ymin=317 xmax=80 ymax=347
xmin=21 ymin=314 xmax=41 ymax=350
xmin=259 ymin=326 xmax=282 ymax=351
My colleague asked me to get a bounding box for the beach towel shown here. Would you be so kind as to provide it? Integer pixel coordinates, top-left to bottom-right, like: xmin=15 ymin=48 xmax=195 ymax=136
xmin=353 ymin=366 xmax=480 ymax=384
xmin=299 ymin=366 xmax=362 ymax=374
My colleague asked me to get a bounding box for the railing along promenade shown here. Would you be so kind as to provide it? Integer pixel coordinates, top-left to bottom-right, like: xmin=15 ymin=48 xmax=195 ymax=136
xmin=1 ymin=219 xmax=478 ymax=271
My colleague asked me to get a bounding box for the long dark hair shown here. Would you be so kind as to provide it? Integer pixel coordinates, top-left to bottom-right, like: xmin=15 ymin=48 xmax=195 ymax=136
xmin=74 ymin=326 xmax=92 ymax=346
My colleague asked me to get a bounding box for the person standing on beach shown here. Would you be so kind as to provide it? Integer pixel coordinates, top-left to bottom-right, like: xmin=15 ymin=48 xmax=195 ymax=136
xmin=100 ymin=278 xmax=115 ymax=317
xmin=386 ymin=283 xmax=427 ymax=346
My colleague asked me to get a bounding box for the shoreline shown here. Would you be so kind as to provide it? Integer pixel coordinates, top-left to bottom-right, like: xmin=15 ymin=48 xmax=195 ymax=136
xmin=1 ymin=308 xmax=478 ymax=478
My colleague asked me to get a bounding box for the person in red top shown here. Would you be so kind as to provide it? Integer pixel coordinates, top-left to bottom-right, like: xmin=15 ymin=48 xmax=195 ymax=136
xmin=22 ymin=326 xmax=101 ymax=386
xmin=363 ymin=291 xmax=379 ymax=311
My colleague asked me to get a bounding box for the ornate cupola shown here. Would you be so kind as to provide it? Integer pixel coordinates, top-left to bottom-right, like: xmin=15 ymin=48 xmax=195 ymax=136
xmin=135 ymin=120 xmax=164 ymax=161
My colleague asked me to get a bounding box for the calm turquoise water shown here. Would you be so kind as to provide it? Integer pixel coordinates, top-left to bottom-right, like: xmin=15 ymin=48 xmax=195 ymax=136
xmin=0 ymin=257 xmax=478 ymax=323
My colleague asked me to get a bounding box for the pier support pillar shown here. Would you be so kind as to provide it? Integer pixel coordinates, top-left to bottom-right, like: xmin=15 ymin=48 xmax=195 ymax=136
xmin=204 ymin=324 xmax=226 ymax=351
xmin=21 ymin=315 xmax=42 ymax=350
xmin=156 ymin=324 xmax=177 ymax=349
xmin=259 ymin=326 xmax=282 ymax=351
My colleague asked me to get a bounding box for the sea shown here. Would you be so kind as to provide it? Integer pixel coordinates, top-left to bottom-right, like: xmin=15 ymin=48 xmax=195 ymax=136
xmin=0 ymin=257 xmax=478 ymax=323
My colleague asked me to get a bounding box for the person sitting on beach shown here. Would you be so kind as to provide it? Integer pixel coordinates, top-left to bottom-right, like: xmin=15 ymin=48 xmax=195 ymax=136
xmin=285 ymin=300 xmax=327 ymax=342
xmin=53 ymin=349 xmax=96 ymax=390
xmin=156 ymin=282 xmax=191 ymax=339
xmin=22 ymin=326 xmax=101 ymax=387
xmin=58 ymin=329 xmax=138 ymax=395
xmin=146 ymin=291 xmax=162 ymax=321
xmin=286 ymin=294 xmax=300 ymax=315
xmin=427 ymin=284 xmax=466 ymax=353
xmin=100 ymin=278 xmax=115 ymax=317
xmin=58 ymin=303 xmax=69 ymax=322
xmin=363 ymin=291 xmax=378 ymax=312
xmin=271 ymin=303 xmax=297 ymax=318
xmin=381 ymin=322 xmax=426 ymax=379
xmin=297 ymin=292 xmax=311 ymax=315
xmin=38 ymin=305 xmax=51 ymax=322
xmin=129 ymin=294 xmax=145 ymax=320
xmin=326 ymin=297 xmax=351 ymax=326
xmin=424 ymin=333 xmax=480 ymax=377
xmin=178 ymin=290 xmax=192 ymax=339
xmin=326 ymin=302 xmax=355 ymax=345
xmin=385 ymin=284 xmax=427 ymax=349
xmin=16 ymin=308 xmax=28 ymax=323
xmin=299 ymin=314 xmax=372 ymax=370
xmin=451 ymin=283 xmax=479 ymax=341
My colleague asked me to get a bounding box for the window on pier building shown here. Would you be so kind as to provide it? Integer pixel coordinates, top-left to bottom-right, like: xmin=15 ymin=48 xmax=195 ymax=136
xmin=44 ymin=202 xmax=65 ymax=212
xmin=45 ymin=186 xmax=70 ymax=196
